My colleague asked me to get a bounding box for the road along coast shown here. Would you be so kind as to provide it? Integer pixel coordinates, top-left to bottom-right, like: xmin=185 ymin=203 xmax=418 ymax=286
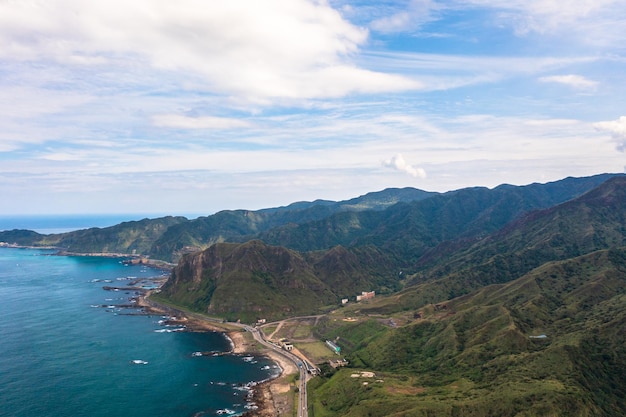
xmin=137 ymin=293 xmax=298 ymax=417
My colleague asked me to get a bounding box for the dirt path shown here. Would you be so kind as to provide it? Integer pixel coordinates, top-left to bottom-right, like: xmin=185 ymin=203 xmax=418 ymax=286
xmin=266 ymin=320 xmax=284 ymax=340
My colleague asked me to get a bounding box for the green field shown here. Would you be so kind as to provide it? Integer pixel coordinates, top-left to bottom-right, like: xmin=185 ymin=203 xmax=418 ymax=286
xmin=296 ymin=341 xmax=338 ymax=363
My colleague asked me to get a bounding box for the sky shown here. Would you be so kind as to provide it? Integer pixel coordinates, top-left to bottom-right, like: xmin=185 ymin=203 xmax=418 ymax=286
xmin=1 ymin=0 xmax=626 ymax=216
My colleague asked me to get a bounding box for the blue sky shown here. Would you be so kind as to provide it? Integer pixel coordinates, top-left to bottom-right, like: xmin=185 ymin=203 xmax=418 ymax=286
xmin=1 ymin=0 xmax=625 ymax=215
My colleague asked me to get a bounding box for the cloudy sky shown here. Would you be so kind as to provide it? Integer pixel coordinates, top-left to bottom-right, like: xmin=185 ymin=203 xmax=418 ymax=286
xmin=1 ymin=0 xmax=626 ymax=216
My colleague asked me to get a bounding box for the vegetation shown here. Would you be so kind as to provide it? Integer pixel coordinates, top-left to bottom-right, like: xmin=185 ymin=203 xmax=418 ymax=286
xmin=1 ymin=174 xmax=617 ymax=263
xmin=158 ymin=241 xmax=339 ymax=321
xmin=3 ymin=173 xmax=626 ymax=415
xmin=310 ymin=247 xmax=626 ymax=416
xmin=0 ymin=216 xmax=187 ymax=257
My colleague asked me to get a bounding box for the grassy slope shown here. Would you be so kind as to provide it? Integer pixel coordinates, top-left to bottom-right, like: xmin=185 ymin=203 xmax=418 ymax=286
xmin=159 ymin=241 xmax=339 ymax=322
xmin=309 ymin=248 xmax=626 ymax=416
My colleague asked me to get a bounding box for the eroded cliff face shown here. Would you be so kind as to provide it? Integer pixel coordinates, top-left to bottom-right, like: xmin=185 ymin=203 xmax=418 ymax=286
xmin=168 ymin=244 xmax=226 ymax=285
xmin=159 ymin=240 xmax=338 ymax=321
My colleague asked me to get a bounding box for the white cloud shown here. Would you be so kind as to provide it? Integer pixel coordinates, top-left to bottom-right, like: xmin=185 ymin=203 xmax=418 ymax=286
xmin=365 ymin=0 xmax=626 ymax=47
xmin=594 ymin=116 xmax=626 ymax=152
xmin=370 ymin=0 xmax=437 ymax=33
xmin=460 ymin=0 xmax=626 ymax=45
xmin=523 ymin=118 xmax=580 ymax=127
xmin=360 ymin=51 xmax=598 ymax=91
xmin=152 ymin=114 xmax=253 ymax=130
xmin=0 ymin=0 xmax=420 ymax=102
xmin=382 ymin=154 xmax=427 ymax=178
xmin=0 ymin=0 xmax=624 ymax=216
xmin=539 ymin=74 xmax=598 ymax=90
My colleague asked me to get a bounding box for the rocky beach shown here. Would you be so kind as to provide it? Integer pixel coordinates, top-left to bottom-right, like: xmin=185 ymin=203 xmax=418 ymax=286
xmin=137 ymin=293 xmax=297 ymax=417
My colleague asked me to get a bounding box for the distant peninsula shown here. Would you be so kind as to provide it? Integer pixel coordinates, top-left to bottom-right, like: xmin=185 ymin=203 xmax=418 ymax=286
xmin=3 ymin=173 xmax=626 ymax=416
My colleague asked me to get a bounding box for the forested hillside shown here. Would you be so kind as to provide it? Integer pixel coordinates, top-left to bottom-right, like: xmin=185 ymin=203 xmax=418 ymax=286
xmin=4 ymin=173 xmax=626 ymax=416
xmin=310 ymin=247 xmax=626 ymax=416
xmin=0 ymin=186 xmax=436 ymax=261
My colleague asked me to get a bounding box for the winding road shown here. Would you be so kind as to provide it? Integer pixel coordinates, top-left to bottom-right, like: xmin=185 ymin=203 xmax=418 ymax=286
xmin=143 ymin=297 xmax=310 ymax=416
xmin=243 ymin=325 xmax=309 ymax=417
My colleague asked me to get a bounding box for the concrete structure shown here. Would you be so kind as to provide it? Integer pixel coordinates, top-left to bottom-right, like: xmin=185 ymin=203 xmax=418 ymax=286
xmin=356 ymin=291 xmax=375 ymax=301
xmin=325 ymin=340 xmax=341 ymax=354
xmin=279 ymin=339 xmax=294 ymax=351
xmin=329 ymin=358 xmax=348 ymax=368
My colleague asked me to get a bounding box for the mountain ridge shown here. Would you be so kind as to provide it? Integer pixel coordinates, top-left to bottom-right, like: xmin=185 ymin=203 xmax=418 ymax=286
xmin=0 ymin=185 xmax=439 ymax=261
xmin=309 ymin=246 xmax=626 ymax=416
xmin=153 ymin=173 xmax=626 ymax=325
xmin=3 ymin=172 xmax=626 ymax=415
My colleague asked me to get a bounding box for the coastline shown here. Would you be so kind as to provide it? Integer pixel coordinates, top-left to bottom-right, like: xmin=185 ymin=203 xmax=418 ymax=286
xmin=137 ymin=294 xmax=296 ymax=417
xmin=0 ymin=246 xmax=294 ymax=415
xmin=0 ymin=245 xmax=176 ymax=269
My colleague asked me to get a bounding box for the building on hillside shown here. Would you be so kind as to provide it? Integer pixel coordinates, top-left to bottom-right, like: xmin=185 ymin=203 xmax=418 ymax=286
xmin=325 ymin=340 xmax=341 ymax=354
xmin=329 ymin=358 xmax=349 ymax=368
xmin=356 ymin=291 xmax=375 ymax=301
xmin=279 ymin=339 xmax=294 ymax=351
xmin=341 ymin=298 xmax=349 ymax=305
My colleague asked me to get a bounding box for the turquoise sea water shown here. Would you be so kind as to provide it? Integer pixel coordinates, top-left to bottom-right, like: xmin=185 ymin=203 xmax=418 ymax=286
xmin=0 ymin=248 xmax=279 ymax=417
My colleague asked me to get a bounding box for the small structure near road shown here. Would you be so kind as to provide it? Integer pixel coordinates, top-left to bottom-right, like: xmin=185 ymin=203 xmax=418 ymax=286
xmin=325 ymin=340 xmax=341 ymax=354
xmin=279 ymin=338 xmax=294 ymax=351
xmin=329 ymin=358 xmax=348 ymax=368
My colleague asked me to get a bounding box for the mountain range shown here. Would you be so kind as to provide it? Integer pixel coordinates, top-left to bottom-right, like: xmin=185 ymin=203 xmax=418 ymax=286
xmin=3 ymin=172 xmax=626 ymax=415
xmin=2 ymin=173 xmax=623 ymax=319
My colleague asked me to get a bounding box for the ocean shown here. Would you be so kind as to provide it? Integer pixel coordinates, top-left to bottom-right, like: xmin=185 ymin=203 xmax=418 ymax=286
xmin=0 ymin=247 xmax=279 ymax=417
xmin=0 ymin=214 xmax=193 ymax=235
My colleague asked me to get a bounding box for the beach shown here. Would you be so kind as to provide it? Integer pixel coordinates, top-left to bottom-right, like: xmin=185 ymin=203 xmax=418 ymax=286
xmin=137 ymin=294 xmax=297 ymax=417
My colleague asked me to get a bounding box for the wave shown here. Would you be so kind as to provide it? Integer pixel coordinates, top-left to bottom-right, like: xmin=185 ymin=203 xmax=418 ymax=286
xmin=154 ymin=328 xmax=185 ymax=333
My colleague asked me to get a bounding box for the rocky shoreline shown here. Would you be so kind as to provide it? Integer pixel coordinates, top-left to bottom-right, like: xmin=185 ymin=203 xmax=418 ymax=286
xmin=136 ymin=294 xmax=294 ymax=417
xmin=1 ymin=245 xmax=293 ymax=416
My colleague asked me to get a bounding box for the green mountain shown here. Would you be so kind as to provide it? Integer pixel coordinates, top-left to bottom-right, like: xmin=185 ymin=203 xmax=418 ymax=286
xmin=0 ymin=229 xmax=44 ymax=246
xmin=149 ymin=187 xmax=436 ymax=260
xmin=158 ymin=240 xmax=335 ymax=322
xmin=159 ymin=175 xmax=625 ymax=323
xmin=151 ymin=174 xmax=626 ymax=416
xmin=0 ymin=216 xmax=187 ymax=255
xmin=0 ymin=187 xmax=435 ymax=261
xmin=4 ymin=173 xmax=626 ymax=415
xmin=1 ymin=174 xmax=617 ymax=264
xmin=309 ymin=247 xmax=626 ymax=416
xmin=259 ymin=174 xmax=619 ymax=263
xmin=304 ymin=176 xmax=626 ymax=416
xmin=156 ymin=240 xmax=398 ymax=322
xmin=376 ymin=175 xmax=626 ymax=312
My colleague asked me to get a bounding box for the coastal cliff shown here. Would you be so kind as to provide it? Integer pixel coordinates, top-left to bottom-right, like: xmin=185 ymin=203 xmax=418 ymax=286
xmin=159 ymin=240 xmax=337 ymax=322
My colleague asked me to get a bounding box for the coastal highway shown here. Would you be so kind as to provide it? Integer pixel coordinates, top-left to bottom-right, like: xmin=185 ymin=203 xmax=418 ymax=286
xmin=243 ymin=325 xmax=308 ymax=417
xmin=142 ymin=299 xmax=309 ymax=416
